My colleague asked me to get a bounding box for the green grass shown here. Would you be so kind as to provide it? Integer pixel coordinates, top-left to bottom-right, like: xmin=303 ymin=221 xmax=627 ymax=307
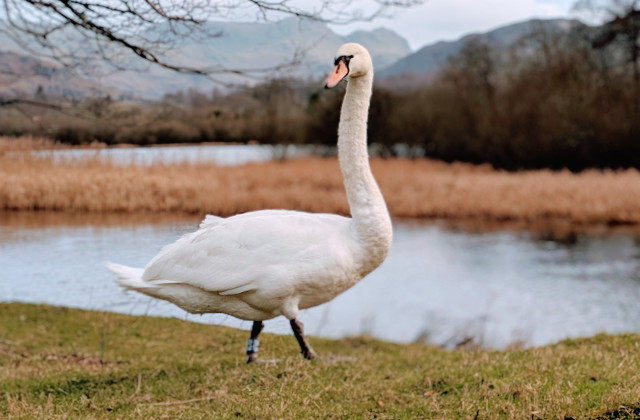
xmin=2 ymin=303 xmax=640 ymax=419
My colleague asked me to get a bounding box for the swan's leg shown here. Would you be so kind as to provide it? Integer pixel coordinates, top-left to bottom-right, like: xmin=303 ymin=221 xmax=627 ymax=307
xmin=246 ymin=321 xmax=264 ymax=364
xmin=290 ymin=319 xmax=318 ymax=360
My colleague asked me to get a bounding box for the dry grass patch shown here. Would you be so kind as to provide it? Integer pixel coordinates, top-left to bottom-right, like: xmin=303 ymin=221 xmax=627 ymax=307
xmin=4 ymin=151 xmax=640 ymax=228
xmin=0 ymin=136 xmax=60 ymax=153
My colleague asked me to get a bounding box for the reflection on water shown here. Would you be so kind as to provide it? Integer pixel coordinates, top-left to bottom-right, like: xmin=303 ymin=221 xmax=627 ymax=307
xmin=2 ymin=213 xmax=640 ymax=348
xmin=31 ymin=144 xmax=318 ymax=166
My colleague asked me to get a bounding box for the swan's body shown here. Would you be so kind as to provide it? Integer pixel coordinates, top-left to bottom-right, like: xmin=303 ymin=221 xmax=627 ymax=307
xmin=108 ymin=209 xmax=377 ymax=320
xmin=107 ymin=43 xmax=392 ymax=361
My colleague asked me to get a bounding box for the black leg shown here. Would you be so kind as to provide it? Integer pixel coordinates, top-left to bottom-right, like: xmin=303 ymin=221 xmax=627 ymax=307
xmin=290 ymin=319 xmax=318 ymax=360
xmin=246 ymin=321 xmax=264 ymax=364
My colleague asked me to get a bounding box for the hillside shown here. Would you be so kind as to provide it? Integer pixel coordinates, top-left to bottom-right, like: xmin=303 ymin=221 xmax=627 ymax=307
xmin=0 ymin=51 xmax=116 ymax=101
xmin=0 ymin=17 xmax=609 ymax=100
xmin=0 ymin=17 xmax=595 ymax=100
xmin=0 ymin=18 xmax=411 ymax=99
xmin=378 ymin=18 xmax=582 ymax=80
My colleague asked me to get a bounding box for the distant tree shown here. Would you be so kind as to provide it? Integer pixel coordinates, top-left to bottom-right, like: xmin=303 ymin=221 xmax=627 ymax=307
xmin=431 ymin=39 xmax=499 ymax=163
xmin=34 ymin=85 xmax=46 ymax=100
xmin=574 ymin=0 xmax=640 ymax=116
xmin=0 ymin=0 xmax=423 ymax=76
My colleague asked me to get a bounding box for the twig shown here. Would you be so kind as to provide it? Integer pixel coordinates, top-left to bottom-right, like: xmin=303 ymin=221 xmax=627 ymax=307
xmin=147 ymin=396 xmax=218 ymax=406
xmin=0 ymin=98 xmax=63 ymax=109
xmin=127 ymin=373 xmax=142 ymax=400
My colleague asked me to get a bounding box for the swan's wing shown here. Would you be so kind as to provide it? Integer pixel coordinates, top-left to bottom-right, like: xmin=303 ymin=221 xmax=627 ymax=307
xmin=142 ymin=210 xmax=356 ymax=296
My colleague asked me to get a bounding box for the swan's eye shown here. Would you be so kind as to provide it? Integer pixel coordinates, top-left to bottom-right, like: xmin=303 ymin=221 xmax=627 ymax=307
xmin=333 ymin=55 xmax=354 ymax=67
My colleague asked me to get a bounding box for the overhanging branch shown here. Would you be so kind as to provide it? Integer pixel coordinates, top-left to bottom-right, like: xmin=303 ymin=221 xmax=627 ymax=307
xmin=1 ymin=0 xmax=424 ymax=76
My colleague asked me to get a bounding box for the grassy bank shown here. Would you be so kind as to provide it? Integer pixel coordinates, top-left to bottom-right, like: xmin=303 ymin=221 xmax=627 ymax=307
xmin=1 ymin=303 xmax=640 ymax=419
xmin=4 ymin=150 xmax=640 ymax=230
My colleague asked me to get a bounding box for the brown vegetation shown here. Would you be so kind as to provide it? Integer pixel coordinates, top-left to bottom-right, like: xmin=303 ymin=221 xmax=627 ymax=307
xmin=0 ymin=136 xmax=61 ymax=153
xmin=4 ymin=150 xmax=640 ymax=229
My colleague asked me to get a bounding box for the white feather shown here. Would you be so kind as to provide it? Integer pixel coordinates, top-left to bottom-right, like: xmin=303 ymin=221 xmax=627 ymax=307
xmin=199 ymin=214 xmax=224 ymax=229
xmin=104 ymin=262 xmax=147 ymax=289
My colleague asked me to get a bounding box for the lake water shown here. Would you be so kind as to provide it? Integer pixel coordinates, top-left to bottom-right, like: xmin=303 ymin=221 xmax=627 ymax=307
xmin=31 ymin=144 xmax=322 ymax=166
xmin=3 ymin=212 xmax=640 ymax=349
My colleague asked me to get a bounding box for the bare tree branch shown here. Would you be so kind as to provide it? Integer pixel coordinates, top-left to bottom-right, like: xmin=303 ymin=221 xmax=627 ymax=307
xmin=0 ymin=0 xmax=424 ymax=76
xmin=0 ymin=98 xmax=63 ymax=109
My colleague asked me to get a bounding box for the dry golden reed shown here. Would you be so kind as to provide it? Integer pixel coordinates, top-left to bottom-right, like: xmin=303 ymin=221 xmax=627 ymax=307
xmin=4 ymin=150 xmax=640 ymax=227
xmin=0 ymin=136 xmax=59 ymax=153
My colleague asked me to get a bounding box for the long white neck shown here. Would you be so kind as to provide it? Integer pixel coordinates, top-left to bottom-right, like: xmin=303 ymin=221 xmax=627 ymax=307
xmin=338 ymin=73 xmax=393 ymax=274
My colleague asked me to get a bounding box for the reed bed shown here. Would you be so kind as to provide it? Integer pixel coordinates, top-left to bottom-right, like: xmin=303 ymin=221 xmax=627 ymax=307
xmin=0 ymin=136 xmax=60 ymax=153
xmin=3 ymin=151 xmax=640 ymax=228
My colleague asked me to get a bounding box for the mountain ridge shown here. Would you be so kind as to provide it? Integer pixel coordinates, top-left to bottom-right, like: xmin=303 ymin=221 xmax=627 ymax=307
xmin=87 ymin=18 xmax=412 ymax=99
xmin=0 ymin=17 xmax=589 ymax=99
xmin=378 ymin=18 xmax=583 ymax=79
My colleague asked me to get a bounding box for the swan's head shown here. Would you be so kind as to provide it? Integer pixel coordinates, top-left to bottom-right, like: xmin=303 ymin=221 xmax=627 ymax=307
xmin=324 ymin=43 xmax=373 ymax=89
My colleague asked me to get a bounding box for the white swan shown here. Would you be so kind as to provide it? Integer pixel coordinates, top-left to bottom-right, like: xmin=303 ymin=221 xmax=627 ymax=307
xmin=106 ymin=43 xmax=392 ymax=362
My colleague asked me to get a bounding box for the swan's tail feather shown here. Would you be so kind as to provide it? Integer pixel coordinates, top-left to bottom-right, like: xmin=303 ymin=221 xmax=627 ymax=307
xmin=105 ymin=262 xmax=151 ymax=291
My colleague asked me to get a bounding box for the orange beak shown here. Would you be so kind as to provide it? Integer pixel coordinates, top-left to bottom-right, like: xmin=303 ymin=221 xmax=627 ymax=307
xmin=324 ymin=60 xmax=349 ymax=89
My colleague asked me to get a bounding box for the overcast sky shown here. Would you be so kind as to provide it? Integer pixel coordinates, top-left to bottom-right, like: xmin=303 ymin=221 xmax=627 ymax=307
xmin=329 ymin=0 xmax=582 ymax=51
